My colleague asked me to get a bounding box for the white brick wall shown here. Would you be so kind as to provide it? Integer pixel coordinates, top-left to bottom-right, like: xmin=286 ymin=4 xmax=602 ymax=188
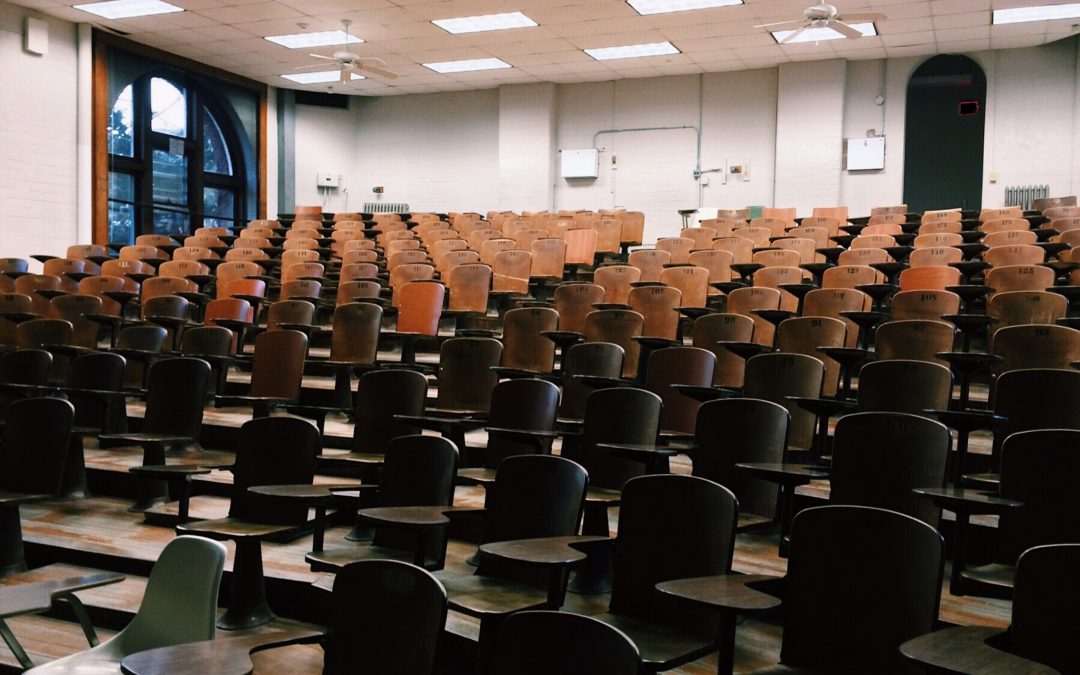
xmin=0 ymin=2 xmax=78 ymax=265
xmin=293 ymin=99 xmax=359 ymax=212
xmin=774 ymin=60 xmax=846 ymax=215
xmin=498 ymin=83 xmax=556 ymax=212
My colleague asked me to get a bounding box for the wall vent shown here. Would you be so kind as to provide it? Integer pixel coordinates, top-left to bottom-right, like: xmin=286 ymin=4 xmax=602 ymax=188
xmin=363 ymin=202 xmax=409 ymax=214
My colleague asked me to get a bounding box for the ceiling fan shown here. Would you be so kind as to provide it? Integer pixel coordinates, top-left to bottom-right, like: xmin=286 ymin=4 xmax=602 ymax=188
xmin=755 ymin=2 xmax=886 ymax=44
xmin=294 ymin=19 xmax=398 ymax=83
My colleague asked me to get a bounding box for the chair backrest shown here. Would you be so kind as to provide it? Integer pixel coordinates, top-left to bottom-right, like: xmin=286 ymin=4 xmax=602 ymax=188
xmin=802 ymin=288 xmax=871 ymax=349
xmin=830 ymin=412 xmax=951 ymax=526
xmin=352 ymin=369 xmax=427 ymax=455
xmin=553 ymin=283 xmax=604 ymax=334
xmin=991 ymin=369 xmax=1080 ymax=466
xmin=229 ymin=416 xmax=320 ymax=523
xmin=494 ymin=611 xmax=641 ymax=675
xmin=396 ymin=282 xmax=445 ymax=335
xmin=49 ymin=293 xmax=103 ymax=349
xmin=447 ymin=263 xmax=491 ymax=313
xmin=644 ymin=346 xmax=715 ymax=434
xmin=888 ymin=290 xmax=960 ymax=323
xmin=110 ymin=536 xmax=227 ymax=655
xmin=856 ymin=359 xmax=952 ymax=414
xmin=142 ymin=358 xmax=210 ymax=437
xmin=484 ymin=379 xmax=561 ymax=468
xmin=501 ymin=307 xmax=558 ymax=373
xmin=1011 ymin=543 xmax=1080 ymax=673
xmin=874 ymin=319 xmax=955 ymax=365
xmin=0 ymin=397 xmax=73 ymax=494
xmin=583 ymin=309 xmax=644 ymax=379
xmin=330 ymin=302 xmax=382 ymax=364
xmin=987 ymin=291 xmax=1068 ymax=338
xmin=610 ymin=474 xmax=737 ymax=638
xmin=743 ymin=353 xmax=825 ymax=451
xmin=68 ymin=352 xmax=126 ymax=431
xmin=628 ymin=284 xmax=681 ymax=340
xmin=727 ymin=286 xmax=782 ymax=347
xmin=985 ymin=264 xmax=1055 ymax=298
xmin=478 ymin=455 xmax=588 ymax=580
xmin=781 ymin=505 xmax=943 ymax=672
xmin=559 ymin=342 xmax=624 ymax=420
xmin=776 ymin=316 xmax=847 ymax=397
xmin=15 ymin=318 xmax=72 ymax=350
xmin=692 ymin=398 xmax=789 ymax=519
xmin=997 ymin=429 xmax=1080 ymax=565
xmin=250 ymin=330 xmax=307 ymax=400
xmin=435 ymin=337 xmax=502 ymax=413
xmin=898 ymin=265 xmax=961 ymax=292
xmin=593 ymin=265 xmax=640 ymax=306
xmin=180 ymin=326 xmax=232 ymax=357
xmin=627 ymin=249 xmax=670 ymax=282
xmin=992 ymin=324 xmax=1080 ymax=374
xmin=660 ymin=265 xmax=709 ymax=308
xmin=579 ymin=387 xmax=661 ymax=490
xmin=691 ymin=313 xmax=755 ymax=387
xmin=324 ymin=560 xmax=448 ymax=675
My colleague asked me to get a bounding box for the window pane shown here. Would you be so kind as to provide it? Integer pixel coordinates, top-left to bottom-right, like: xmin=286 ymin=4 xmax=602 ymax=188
xmin=152 ymin=148 xmax=187 ymax=206
xmin=203 ymin=109 xmax=233 ymax=175
xmin=109 ymin=85 xmax=135 ymax=157
xmin=204 ymin=217 xmax=234 ymax=229
xmin=204 ymin=187 xmax=235 ymax=219
xmin=107 ymin=172 xmax=136 ymax=245
xmin=153 ymin=209 xmax=189 ymax=237
xmin=150 ymin=77 xmax=187 ymax=138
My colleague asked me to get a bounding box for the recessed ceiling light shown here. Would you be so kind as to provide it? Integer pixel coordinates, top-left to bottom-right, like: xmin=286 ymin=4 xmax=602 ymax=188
xmin=432 ymin=11 xmax=538 ymax=34
xmin=584 ymin=41 xmax=681 ymax=60
xmin=281 ymin=71 xmax=364 ymax=84
xmin=993 ymin=2 xmax=1080 ymax=24
xmin=627 ymin=0 xmax=742 ymax=15
xmin=266 ymin=31 xmax=363 ymax=49
xmin=772 ymin=22 xmax=876 ymax=44
xmin=423 ymin=58 xmax=513 ymax=73
xmin=73 ymin=0 xmax=182 ymax=19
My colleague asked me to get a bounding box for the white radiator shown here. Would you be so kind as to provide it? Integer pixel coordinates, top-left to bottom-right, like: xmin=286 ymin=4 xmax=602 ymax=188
xmin=363 ymin=202 xmax=409 ymax=214
xmin=1003 ymin=185 xmax=1049 ymax=210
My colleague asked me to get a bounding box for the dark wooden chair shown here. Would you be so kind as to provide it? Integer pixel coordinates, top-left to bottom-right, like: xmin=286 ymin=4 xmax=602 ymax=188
xmin=584 ymin=474 xmax=739 ymax=673
xmin=901 ymin=543 xmax=1077 ymax=673
xmin=216 ymin=329 xmax=307 ymax=418
xmin=113 ymin=324 xmax=168 ymax=390
xmin=436 ymin=454 xmax=589 ymax=670
xmin=658 ymin=505 xmax=943 ymax=674
xmin=48 ymin=294 xmax=102 ymax=349
xmin=583 ymin=309 xmax=644 ymax=379
xmin=320 ymin=560 xmax=447 ymax=675
xmin=945 ymin=429 xmax=1080 ymax=598
xmin=989 ymin=368 xmax=1080 ymax=470
xmin=690 ymin=397 xmax=790 ymax=530
xmin=776 ymin=316 xmax=848 ymax=397
xmin=558 ymin=341 xmax=624 ymax=421
xmin=307 ymin=434 xmax=458 ymax=572
xmin=311 ymin=301 xmax=382 ymax=409
xmin=178 ymin=415 xmax=321 ymax=629
xmin=498 ymin=307 xmax=558 ymax=375
xmin=456 ymin=378 xmax=561 ymax=484
xmin=644 ymin=346 xmax=715 ymax=436
xmin=0 ymin=397 xmax=74 ymax=575
xmin=179 ymin=326 xmax=233 ymax=396
xmin=830 ymin=412 xmax=951 ymax=527
xmin=15 ymin=318 xmax=73 ymax=384
xmin=691 ymin=312 xmax=755 ymax=388
xmin=0 ymin=349 xmax=51 ymax=420
xmin=744 ymin=352 xmax=824 ymax=452
xmin=874 ymin=319 xmax=955 ymax=366
xmin=493 ymin=610 xmax=641 ymax=675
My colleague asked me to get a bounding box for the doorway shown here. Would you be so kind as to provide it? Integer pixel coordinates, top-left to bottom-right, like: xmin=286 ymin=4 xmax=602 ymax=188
xmin=902 ymin=55 xmax=987 ymax=213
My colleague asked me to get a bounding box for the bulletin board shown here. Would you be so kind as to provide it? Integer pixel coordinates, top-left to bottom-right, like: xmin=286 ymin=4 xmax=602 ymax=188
xmin=844 ymin=136 xmax=886 ymax=171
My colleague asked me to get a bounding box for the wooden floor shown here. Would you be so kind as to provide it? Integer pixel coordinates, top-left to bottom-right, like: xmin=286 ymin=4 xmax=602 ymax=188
xmin=0 ymin=360 xmax=1010 ymax=673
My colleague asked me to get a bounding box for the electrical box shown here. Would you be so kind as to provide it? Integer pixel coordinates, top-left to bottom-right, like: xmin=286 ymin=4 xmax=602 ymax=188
xmin=24 ymin=17 xmax=47 ymax=56
xmin=317 ymin=172 xmax=340 ymax=188
xmin=844 ymin=137 xmax=886 ymax=171
xmin=560 ymin=149 xmax=599 ymax=179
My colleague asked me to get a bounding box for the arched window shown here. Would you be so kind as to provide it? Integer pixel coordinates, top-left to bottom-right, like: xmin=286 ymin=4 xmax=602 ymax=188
xmin=106 ymin=72 xmax=247 ymax=244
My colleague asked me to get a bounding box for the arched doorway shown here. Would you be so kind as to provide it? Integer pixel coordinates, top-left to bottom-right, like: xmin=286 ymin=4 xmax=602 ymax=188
xmin=902 ymin=55 xmax=987 ymax=213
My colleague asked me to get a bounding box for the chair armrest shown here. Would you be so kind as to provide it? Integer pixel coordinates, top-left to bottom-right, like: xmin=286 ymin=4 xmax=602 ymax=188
xmin=672 ymin=384 xmax=740 ymax=402
xmin=596 ymin=443 xmax=679 ymax=462
xmin=655 ymin=574 xmax=782 ymax=613
xmin=899 ymin=626 xmax=1058 ymax=675
xmin=961 ymin=472 xmax=1000 ymax=489
xmin=479 ymin=536 xmax=611 ymax=568
xmin=787 ymin=396 xmax=857 ymax=417
xmin=911 ymin=487 xmax=1024 ymax=515
xmin=247 ymin=484 xmax=361 ymax=502
xmin=485 ymin=427 xmax=566 ymax=441
xmin=735 ymin=462 xmax=830 ymax=483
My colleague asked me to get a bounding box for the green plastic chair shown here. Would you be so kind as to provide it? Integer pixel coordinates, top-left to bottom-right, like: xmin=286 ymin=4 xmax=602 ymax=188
xmin=26 ymin=535 xmax=226 ymax=673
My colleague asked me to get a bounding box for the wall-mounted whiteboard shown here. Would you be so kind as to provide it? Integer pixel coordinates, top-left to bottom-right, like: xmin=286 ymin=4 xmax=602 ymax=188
xmin=845 ymin=136 xmax=886 ymax=171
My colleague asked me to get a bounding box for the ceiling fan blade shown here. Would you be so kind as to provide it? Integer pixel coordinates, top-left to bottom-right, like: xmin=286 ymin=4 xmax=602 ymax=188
xmin=830 ymin=20 xmax=865 ymax=39
xmin=358 ymin=63 xmax=399 ymax=80
xmin=357 ymin=57 xmax=389 ymax=66
xmin=839 ymin=12 xmax=887 ymax=22
xmin=293 ymin=63 xmax=334 ymax=71
xmin=754 ymin=19 xmax=806 ymax=28
xmin=779 ymin=25 xmax=809 ymax=43
xmin=308 ymin=53 xmax=339 ymax=61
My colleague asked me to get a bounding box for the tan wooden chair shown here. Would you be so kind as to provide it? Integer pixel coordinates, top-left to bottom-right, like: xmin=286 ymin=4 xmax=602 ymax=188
xmin=898 ymin=266 xmax=962 ymax=292
xmin=655 ymin=237 xmax=694 ymax=264
xmin=691 ymin=312 xmax=755 ymax=387
xmin=584 ymin=309 xmax=645 ymax=378
xmin=593 ymin=264 xmax=640 ymax=306
xmin=627 ymin=249 xmax=670 ymax=282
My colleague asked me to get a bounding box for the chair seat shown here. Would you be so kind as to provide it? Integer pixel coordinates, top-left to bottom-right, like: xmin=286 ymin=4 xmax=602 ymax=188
xmin=305 ymin=544 xmax=433 ymax=572
xmin=585 ymin=487 xmax=621 ymax=504
xmin=596 ymin=612 xmax=717 ymax=671
xmin=178 ymin=517 xmax=296 ymax=540
xmin=436 ymin=572 xmax=547 ymax=618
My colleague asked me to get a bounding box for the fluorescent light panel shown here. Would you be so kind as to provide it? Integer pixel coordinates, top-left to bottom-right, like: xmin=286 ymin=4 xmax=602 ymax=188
xmin=772 ymin=22 xmax=876 ymax=43
xmin=73 ymin=0 xmax=182 ymax=19
xmin=993 ymin=2 xmax=1080 ymax=24
xmin=423 ymin=58 xmax=512 ymax=73
xmin=281 ymin=71 xmax=364 ymax=84
xmin=432 ymin=11 xmax=537 ymax=34
xmin=627 ymin=0 xmax=742 ymax=15
xmin=585 ymin=41 xmax=680 ymax=60
xmin=266 ymin=31 xmax=363 ymax=49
